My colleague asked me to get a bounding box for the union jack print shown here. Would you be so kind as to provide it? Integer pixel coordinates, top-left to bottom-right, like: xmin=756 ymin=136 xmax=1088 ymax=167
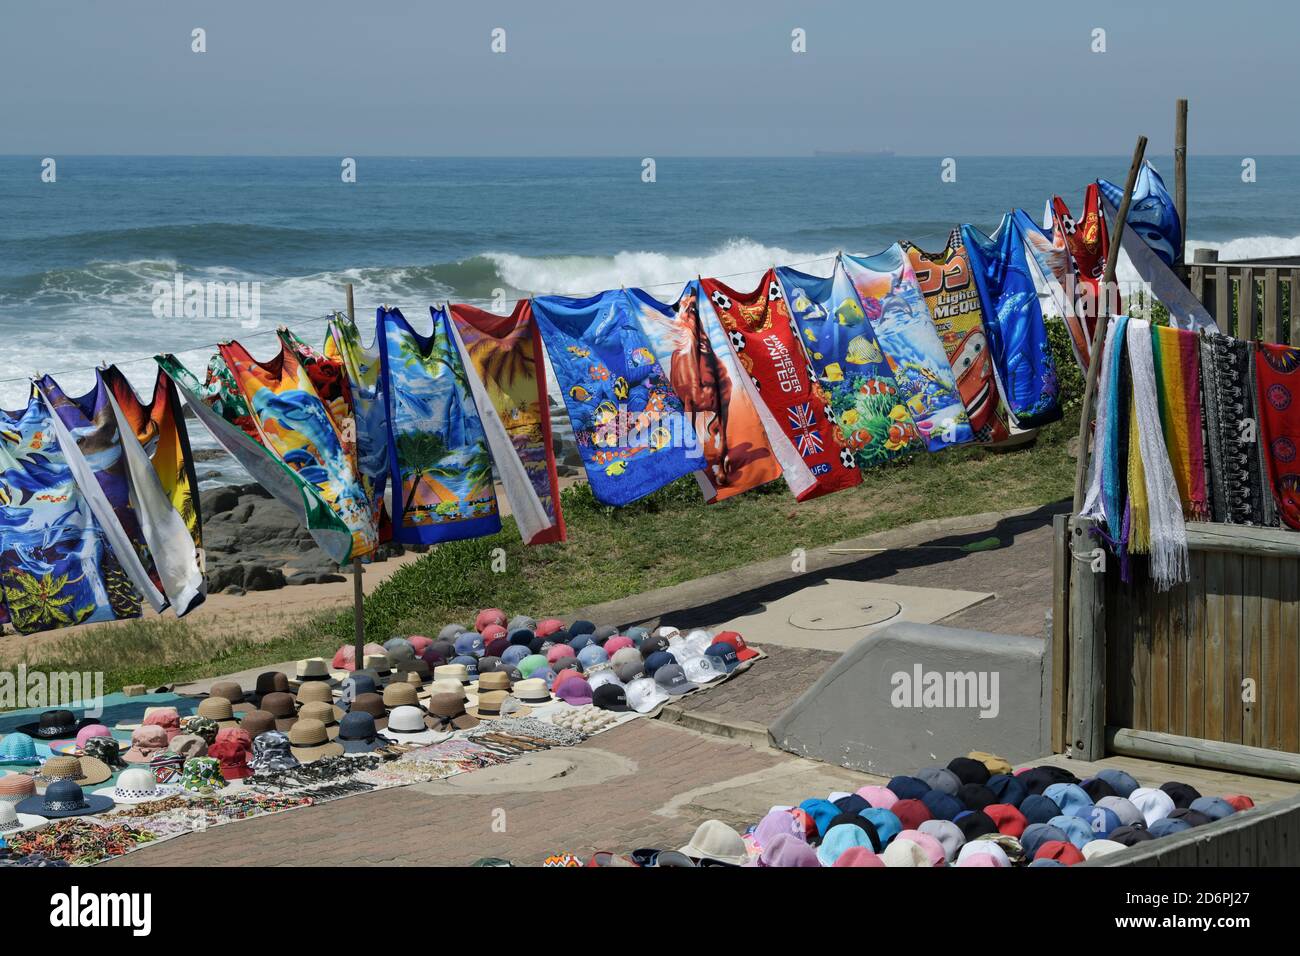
xmin=787 ymin=401 xmax=823 ymax=457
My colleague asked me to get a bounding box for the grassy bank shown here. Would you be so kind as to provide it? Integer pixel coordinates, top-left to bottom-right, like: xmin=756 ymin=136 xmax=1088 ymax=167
xmin=8 ymin=327 xmax=1082 ymax=695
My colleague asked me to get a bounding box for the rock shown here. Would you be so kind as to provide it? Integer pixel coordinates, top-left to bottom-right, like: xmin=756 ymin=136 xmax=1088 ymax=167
xmin=200 ymin=486 xmax=241 ymax=516
xmin=223 ymin=585 xmax=246 ymax=596
xmin=205 ymin=564 xmax=244 ymax=592
xmin=243 ymin=564 xmax=286 ymax=592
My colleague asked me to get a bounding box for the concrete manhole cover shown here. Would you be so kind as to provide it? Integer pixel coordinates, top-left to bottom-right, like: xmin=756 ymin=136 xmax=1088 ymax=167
xmin=789 ymin=599 xmax=902 ymax=631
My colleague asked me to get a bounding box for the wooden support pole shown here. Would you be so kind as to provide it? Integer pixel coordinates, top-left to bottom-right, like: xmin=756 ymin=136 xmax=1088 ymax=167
xmin=1068 ymin=516 xmax=1106 ymax=760
xmin=1108 ymin=726 xmax=1300 ymax=783
xmin=1175 ymin=98 xmax=1188 ymax=266
xmin=346 ymin=282 xmax=365 ymax=670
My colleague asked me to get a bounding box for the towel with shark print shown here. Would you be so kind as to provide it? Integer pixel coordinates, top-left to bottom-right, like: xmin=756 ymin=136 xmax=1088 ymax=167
xmin=902 ymin=233 xmax=1012 ymax=444
xmin=699 ymin=270 xmax=861 ymax=500
xmin=841 ymin=245 xmax=975 ymax=450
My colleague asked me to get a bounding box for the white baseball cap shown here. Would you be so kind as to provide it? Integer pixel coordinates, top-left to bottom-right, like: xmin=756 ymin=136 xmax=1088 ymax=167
xmin=625 ymin=676 xmax=670 ymax=714
xmin=680 ymin=653 xmax=727 ymax=684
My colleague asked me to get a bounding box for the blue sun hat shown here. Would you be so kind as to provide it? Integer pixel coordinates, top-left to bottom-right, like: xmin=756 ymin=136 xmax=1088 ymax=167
xmin=0 ymin=733 xmax=40 ymax=766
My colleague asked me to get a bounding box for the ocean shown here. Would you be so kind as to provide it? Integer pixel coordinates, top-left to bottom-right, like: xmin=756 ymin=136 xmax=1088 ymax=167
xmin=3 ymin=154 xmax=1298 ymax=483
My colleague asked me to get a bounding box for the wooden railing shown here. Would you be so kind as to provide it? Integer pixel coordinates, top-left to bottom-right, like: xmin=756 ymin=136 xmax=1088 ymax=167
xmin=1188 ymin=250 xmax=1300 ymax=343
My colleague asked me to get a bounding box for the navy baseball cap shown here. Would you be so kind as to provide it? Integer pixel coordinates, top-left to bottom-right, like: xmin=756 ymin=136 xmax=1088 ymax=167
xmin=955 ymin=810 xmax=998 ymax=841
xmin=1148 ymin=817 xmax=1192 ymax=838
xmin=569 ymin=620 xmax=596 ymax=637
xmin=921 ymin=790 xmax=963 ymax=821
xmin=1095 ymin=768 xmax=1139 ymax=797
xmin=451 ymin=655 xmax=479 ymax=677
xmin=1020 ymin=822 xmax=1068 ymax=856
xmin=1018 ymin=794 xmax=1062 ymax=825
xmin=643 ymin=650 xmax=677 ymax=676
xmin=1080 ymin=777 xmax=1119 ymax=802
xmin=1159 ymin=781 xmax=1202 ymax=809
xmin=832 ymin=794 xmax=869 ymax=816
xmin=958 ymin=783 xmax=998 ymax=812
xmin=569 ymin=634 xmax=596 ymax=653
xmin=986 ymin=774 xmax=1028 ymax=808
xmin=704 ymin=641 xmax=739 ymax=673
xmin=887 ymin=776 xmax=931 ymax=801
xmin=508 ymin=628 xmax=535 ymax=647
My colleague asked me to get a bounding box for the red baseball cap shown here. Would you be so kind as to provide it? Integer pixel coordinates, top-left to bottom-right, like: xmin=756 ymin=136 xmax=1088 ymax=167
xmin=714 ymin=631 xmax=758 ymax=662
xmin=832 ymin=846 xmax=885 ymax=867
xmin=1034 ymin=840 xmax=1084 ymax=865
xmin=481 ymin=624 xmax=507 ymax=643
xmin=546 ymin=644 xmax=575 ymax=665
xmin=604 ymin=636 xmax=635 ymax=656
xmin=407 ymin=636 xmax=433 ymax=654
xmin=891 ymin=798 xmax=932 ymax=830
xmin=536 ymin=618 xmax=566 ymax=637
xmin=1224 ymin=794 xmax=1255 ymax=812
xmin=475 ymin=608 xmax=507 ymax=631
xmin=984 ymin=803 xmax=1028 ymax=837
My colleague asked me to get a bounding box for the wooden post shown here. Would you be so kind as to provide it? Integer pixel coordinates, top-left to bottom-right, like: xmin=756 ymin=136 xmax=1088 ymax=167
xmin=1175 ymin=98 xmax=1188 ymax=266
xmin=346 ymin=282 xmax=365 ymax=670
xmin=1070 ymin=135 xmax=1148 ymax=513
xmin=1068 ymin=517 xmax=1106 ymax=759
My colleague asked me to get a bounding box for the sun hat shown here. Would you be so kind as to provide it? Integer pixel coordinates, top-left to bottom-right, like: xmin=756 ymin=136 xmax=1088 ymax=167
xmin=465 ymin=689 xmax=531 ymax=720
xmin=1080 ymin=777 xmax=1118 ymax=802
xmin=955 ymin=810 xmax=998 ymax=841
xmin=382 ymin=682 xmax=423 ymax=711
xmin=986 ymin=773 xmax=1029 ymax=808
xmin=434 ymin=663 xmax=472 ymax=686
xmin=510 ymin=678 xmax=551 ymax=704
xmin=256 ymin=692 xmax=299 ymax=732
xmin=1129 ymin=787 xmax=1176 ymax=826
xmin=208 ymin=680 xmax=253 ymax=711
xmin=1096 ymin=767 xmax=1140 ymax=797
xmin=592 ymin=684 xmax=630 ymax=712
xmin=384 ymin=705 xmax=452 ymax=743
xmin=915 ymin=766 xmax=962 ymax=797
xmin=426 ymin=693 xmax=479 ymax=731
xmin=0 ymin=772 xmax=37 ymax=805
xmin=1097 ymin=795 xmax=1144 ymax=827
xmin=17 ymin=778 xmax=113 ymax=818
xmin=475 ymin=608 xmax=507 ymax=631
xmin=1043 ymin=782 xmax=1093 ymax=817
xmin=922 ymin=790 xmax=964 ymax=821
xmin=1082 ymin=838 xmax=1128 ymax=860
xmin=1189 ymin=796 xmax=1236 ymax=820
xmin=15 ymin=709 xmax=96 ymax=740
xmin=349 ymin=693 xmax=390 ymax=730
xmin=881 ymin=837 xmax=934 ymax=867
xmin=679 ymin=819 xmax=747 ymax=865
xmin=297 ymin=700 xmax=343 ymax=736
xmin=654 ymin=663 xmax=696 ymax=696
xmin=424 ymin=678 xmax=470 ymax=702
xmin=956 ymin=840 xmax=1010 ymax=867
xmin=37 ymin=754 xmax=111 ymax=787
xmin=0 ymin=733 xmax=40 ymax=767
xmin=142 ymin=707 xmax=183 ymax=741
xmin=148 ymin=750 xmax=186 ymax=787
xmin=918 ymin=819 xmax=965 ymax=862
xmin=891 ymin=798 xmax=932 ymax=830
xmin=209 ymin=730 xmax=254 ymax=780
xmin=1048 ymin=814 xmax=1095 ymax=850
xmin=168 ymin=733 xmax=208 ymax=761
xmin=249 ymin=731 xmax=300 ymax=773
xmin=195 ymin=697 xmax=241 ymax=728
xmin=336 ymin=712 xmax=386 ymax=753
xmin=1159 ymin=781 xmax=1202 ymax=808
xmin=249 ymin=670 xmax=291 ymax=706
xmin=94 ymin=766 xmax=175 ymax=805
xmin=239 ymin=710 xmax=277 ymax=740
xmin=473 ymin=672 xmax=513 ymax=696
xmin=288 ymin=719 xmax=344 ymax=762
xmin=293 ymin=657 xmax=342 ymax=687
xmin=625 ymin=676 xmax=669 ymax=714
xmin=295 ymin=680 xmax=336 ymax=706
xmin=1021 ymin=822 xmax=1069 ymax=856
xmin=177 ymin=756 xmax=226 ymax=795
xmin=704 ymin=641 xmax=740 ymax=673
xmin=1148 ymin=817 xmax=1193 ymax=838
xmin=1035 ymin=840 xmax=1085 ymax=864
xmin=753 ymin=832 xmax=820 ymax=867
xmin=947 ymin=756 xmax=991 ymax=786
xmin=858 ymin=807 xmax=902 ymax=848
xmin=856 ymin=785 xmax=898 ymax=810
xmin=340 ymin=675 xmax=378 ymax=703
xmin=984 ymin=803 xmax=1028 ymax=837
xmin=1019 ymin=793 xmax=1062 ymax=824
xmin=123 ymin=726 xmax=169 ymax=764
xmin=49 ymin=723 xmax=113 ymax=756
xmin=555 ymin=678 xmax=594 ymax=707
xmin=887 ymin=775 xmax=931 ymax=801
xmin=0 ymin=799 xmax=46 ymax=833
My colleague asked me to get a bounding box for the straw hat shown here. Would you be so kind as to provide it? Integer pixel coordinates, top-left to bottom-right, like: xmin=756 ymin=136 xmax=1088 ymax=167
xmin=433 ymin=664 xmax=471 ymax=686
xmin=425 ymin=693 xmax=479 ymax=731
xmin=0 ymin=772 xmax=37 ymax=804
xmin=295 ymin=681 xmax=336 ymax=708
xmin=36 ymin=754 xmax=111 ymax=787
xmin=298 ymin=701 xmax=343 ymax=737
xmin=470 ymin=671 xmax=512 ymax=696
xmin=258 ymin=692 xmax=300 ymax=732
xmin=196 ymin=697 xmax=241 ymax=728
xmin=290 ymin=657 xmax=345 ymax=689
xmin=208 ymin=680 xmax=254 ymax=713
xmin=512 ymin=678 xmax=552 ymax=704
xmin=287 ymin=719 xmax=343 ymax=763
xmin=382 ymin=682 xmax=422 ymax=711
xmin=0 ymin=799 xmax=46 ymax=833
xmin=466 ymin=691 xmax=531 ymax=721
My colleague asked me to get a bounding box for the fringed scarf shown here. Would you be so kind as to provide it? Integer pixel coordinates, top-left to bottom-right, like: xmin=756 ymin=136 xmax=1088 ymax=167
xmin=1253 ymin=342 xmax=1300 ymax=529
xmin=1150 ymin=325 xmax=1209 ymax=519
xmin=1124 ymin=319 xmax=1188 ymax=590
xmin=1082 ymin=316 xmax=1130 ymax=546
xmin=1200 ymin=334 xmax=1273 ymax=525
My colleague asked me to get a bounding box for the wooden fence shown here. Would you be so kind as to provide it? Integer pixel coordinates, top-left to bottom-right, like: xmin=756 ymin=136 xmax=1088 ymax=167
xmin=1055 ymin=254 xmax=1300 ymax=779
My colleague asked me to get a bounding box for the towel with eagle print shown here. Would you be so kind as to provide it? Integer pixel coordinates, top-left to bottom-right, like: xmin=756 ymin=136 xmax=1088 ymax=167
xmin=531 ymin=289 xmax=701 ymax=506
xmin=840 ymin=246 xmax=974 ymax=451
xmin=699 ymin=270 xmax=861 ymax=500
xmin=776 ymin=261 xmax=923 ymax=467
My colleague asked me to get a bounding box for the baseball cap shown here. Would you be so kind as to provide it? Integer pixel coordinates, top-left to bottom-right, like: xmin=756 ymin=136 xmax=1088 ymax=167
xmin=1019 ymin=793 xmax=1062 ymax=824
xmin=1048 ymin=814 xmax=1095 ymax=850
xmin=947 ymin=757 xmax=991 ymax=786
xmin=577 ymin=645 xmax=609 ymax=669
xmin=508 ymin=628 xmax=535 ymax=647
xmin=604 ymin=636 xmax=635 ymax=657
xmin=592 ymin=684 xmax=630 ymax=712
xmin=1020 ymin=823 xmax=1068 ymax=856
xmin=638 ymin=634 xmax=670 ymax=658
xmin=569 ymin=634 xmax=596 ymax=653
xmin=1043 ymin=783 xmax=1093 ymax=817
xmin=986 ymin=773 xmax=1028 ymax=808
xmin=517 ymin=654 xmax=549 ymax=679
xmin=681 ymin=653 xmax=727 ymax=684
xmin=918 ymin=819 xmax=965 ymax=862
xmin=1034 ymin=840 xmax=1084 ymax=865
xmin=714 ymin=630 xmax=758 ymax=662
xmin=1129 ymin=787 xmax=1176 ymax=826
xmin=916 ymin=767 xmax=962 ymax=797
xmin=921 ymin=790 xmax=963 ymax=821
xmin=1096 ymin=767 xmax=1140 ymax=797
xmin=454 ymin=632 xmax=486 ymax=658
xmin=1097 ymin=795 xmax=1143 ymax=827
xmin=984 ymin=803 xmax=1027 ymax=837
xmin=586 ymin=667 xmax=623 ymax=691
xmin=1189 ymin=796 xmax=1236 ymax=820
xmin=1159 ymin=781 xmax=1202 ymax=809
xmin=643 ymin=650 xmax=676 ymax=676
xmin=535 ymin=618 xmax=565 ymax=637
xmin=501 ymin=645 xmax=530 ymax=668
xmin=546 ymin=644 xmax=575 ymax=665
xmin=887 ymin=775 xmax=931 ymax=801
xmin=614 ymin=659 xmax=645 ymax=683
xmin=704 ymin=641 xmax=740 ymax=673
xmin=654 ymin=663 xmax=696 ymax=696
xmin=1148 ymin=817 xmax=1193 ymax=838
xmin=555 ymin=677 xmax=594 ymax=706
xmin=625 ymin=677 xmax=669 ymax=714
xmin=568 ymin=619 xmax=595 ymax=637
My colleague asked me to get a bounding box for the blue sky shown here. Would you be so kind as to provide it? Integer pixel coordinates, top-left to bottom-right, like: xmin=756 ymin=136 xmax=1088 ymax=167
xmin=1 ymin=0 xmax=1294 ymax=156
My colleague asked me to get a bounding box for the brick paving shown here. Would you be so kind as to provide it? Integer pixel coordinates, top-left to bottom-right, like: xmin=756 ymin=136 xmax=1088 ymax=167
xmin=669 ymin=646 xmax=840 ymax=726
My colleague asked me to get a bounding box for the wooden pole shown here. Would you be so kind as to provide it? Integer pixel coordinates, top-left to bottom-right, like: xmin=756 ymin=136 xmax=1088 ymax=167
xmin=1174 ymin=98 xmax=1188 ymax=266
xmin=346 ymin=282 xmax=365 ymax=671
xmin=1070 ymin=135 xmax=1149 ymax=513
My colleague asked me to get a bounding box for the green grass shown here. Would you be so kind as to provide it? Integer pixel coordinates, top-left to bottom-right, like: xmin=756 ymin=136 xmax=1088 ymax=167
xmin=10 ymin=331 xmax=1084 ymax=697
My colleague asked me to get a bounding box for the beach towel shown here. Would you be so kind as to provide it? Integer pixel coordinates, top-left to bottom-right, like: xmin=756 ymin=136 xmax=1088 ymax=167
xmin=777 ymin=262 xmax=925 ymax=466
xmin=840 ymin=246 xmax=974 ymax=450
xmin=158 ymin=353 xmax=357 ymax=565
xmin=324 ymin=312 xmax=391 ymax=538
xmin=961 ymin=217 xmax=1062 ymax=428
xmin=377 ymin=306 xmax=502 ymax=543
xmin=1098 ymin=163 xmax=1214 ymax=331
xmin=1015 ymin=209 xmax=1084 ymax=360
xmin=1200 ymin=334 xmax=1274 ymax=525
xmin=448 ymin=300 xmax=566 ymax=543
xmin=1150 ymin=325 xmax=1209 ymax=519
xmin=0 ymin=389 xmax=140 ymax=633
xmin=1048 ymin=185 xmax=1115 ymax=363
xmin=1124 ymin=319 xmax=1188 ymax=590
xmin=219 ymin=338 xmax=379 ymax=559
xmin=36 ymin=375 xmax=166 ymax=608
xmin=1254 ymin=342 xmax=1300 ymax=529
xmin=1082 ymin=316 xmax=1131 ymax=548
xmin=902 ymin=233 xmax=1012 ymax=443
xmin=531 ymin=289 xmax=702 ymax=506
xmin=698 ymin=271 xmax=861 ymax=500
xmin=627 ymin=283 xmax=783 ymax=501
xmin=100 ymin=366 xmax=203 ymax=552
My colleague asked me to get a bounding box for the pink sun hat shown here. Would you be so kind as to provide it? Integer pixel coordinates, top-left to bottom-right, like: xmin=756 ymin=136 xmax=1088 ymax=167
xmin=50 ymin=723 xmax=113 ymax=755
xmin=142 ymin=708 xmax=181 ymax=741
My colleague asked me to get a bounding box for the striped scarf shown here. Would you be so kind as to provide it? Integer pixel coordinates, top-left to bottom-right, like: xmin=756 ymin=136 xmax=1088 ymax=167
xmin=1151 ymin=325 xmax=1209 ymax=519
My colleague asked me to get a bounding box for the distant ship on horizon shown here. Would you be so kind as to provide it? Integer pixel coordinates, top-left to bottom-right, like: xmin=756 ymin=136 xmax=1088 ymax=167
xmin=813 ymin=148 xmax=896 ymax=158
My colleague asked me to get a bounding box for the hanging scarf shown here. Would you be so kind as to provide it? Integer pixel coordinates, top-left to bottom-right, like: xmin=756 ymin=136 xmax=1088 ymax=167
xmin=627 ymin=283 xmax=783 ymax=501
xmin=1254 ymin=342 xmax=1300 ymax=529
xmin=1200 ymin=334 xmax=1273 ymax=525
xmin=1124 ymin=319 xmax=1188 ymax=589
xmin=777 ymin=262 xmax=924 ymax=465
xmin=219 ymin=338 xmax=378 ymax=559
xmin=1082 ymin=316 xmax=1131 ymax=549
xmin=961 ymin=217 xmax=1062 ymax=428
xmin=1150 ymin=325 xmax=1209 ymax=519
xmin=448 ymin=300 xmax=566 ymax=543
xmin=532 ymin=289 xmax=701 ymax=506
xmin=1049 ymin=184 xmax=1115 ymax=363
xmin=698 ymin=271 xmax=861 ymax=500
xmin=0 ymin=389 xmax=138 ymax=632
xmin=324 ymin=314 xmax=391 ymax=539
xmin=100 ymin=366 xmax=204 ymax=552
xmin=840 ymin=246 xmax=973 ymax=450
xmin=377 ymin=307 xmax=502 ymax=543
xmin=901 ymin=233 xmax=1012 ymax=443
xmin=158 ymin=354 xmax=356 ymax=565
